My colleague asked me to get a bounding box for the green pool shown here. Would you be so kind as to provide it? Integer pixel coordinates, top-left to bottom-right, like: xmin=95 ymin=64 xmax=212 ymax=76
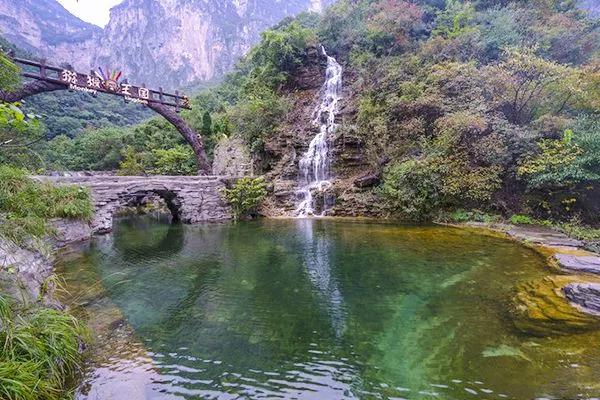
xmin=57 ymin=216 xmax=600 ymax=399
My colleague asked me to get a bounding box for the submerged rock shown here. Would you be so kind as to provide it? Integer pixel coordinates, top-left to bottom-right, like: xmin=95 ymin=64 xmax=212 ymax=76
xmin=563 ymin=283 xmax=600 ymax=316
xmin=482 ymin=345 xmax=532 ymax=362
xmin=512 ymin=276 xmax=600 ymax=336
xmin=555 ymin=254 xmax=600 ymax=275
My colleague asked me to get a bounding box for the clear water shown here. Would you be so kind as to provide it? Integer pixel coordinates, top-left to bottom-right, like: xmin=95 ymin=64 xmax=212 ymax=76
xmin=295 ymin=47 xmax=342 ymax=217
xmin=58 ymin=216 xmax=600 ymax=400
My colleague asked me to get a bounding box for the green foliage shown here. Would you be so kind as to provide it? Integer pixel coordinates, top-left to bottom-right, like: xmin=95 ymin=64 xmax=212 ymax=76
xmin=509 ymin=214 xmax=535 ymax=225
xmin=43 ymin=127 xmax=131 ymax=171
xmin=201 ymin=111 xmax=212 ymax=137
xmin=118 ymin=146 xmax=146 ymax=176
xmin=342 ymin=0 xmax=599 ymax=223
xmin=0 ymin=103 xmax=43 ymax=169
xmin=244 ymin=21 xmax=316 ymax=88
xmin=0 ymin=296 xmax=88 ymax=400
xmin=222 ymin=177 xmax=268 ymax=220
xmin=486 ymin=47 xmax=582 ymax=125
xmin=43 ymin=119 xmax=200 ymax=175
xmin=381 ymin=160 xmax=442 ymax=220
xmin=0 ymin=166 xmax=93 ymax=245
xmin=432 ymin=0 xmax=477 ymax=39
xmin=519 ymin=118 xmax=600 ymax=188
xmin=0 ymin=50 xmax=20 ymax=91
xmin=151 ymin=145 xmax=197 ymax=175
xmin=382 ymin=154 xmax=502 ymax=220
xmin=441 ymin=209 xmax=501 ymax=223
xmin=22 ymin=90 xmax=151 ymax=139
xmin=228 ymin=87 xmax=290 ymax=152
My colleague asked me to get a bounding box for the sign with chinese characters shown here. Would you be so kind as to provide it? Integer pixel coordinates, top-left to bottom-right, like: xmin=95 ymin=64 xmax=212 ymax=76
xmin=8 ymin=55 xmax=192 ymax=111
xmin=60 ymin=68 xmax=155 ymax=105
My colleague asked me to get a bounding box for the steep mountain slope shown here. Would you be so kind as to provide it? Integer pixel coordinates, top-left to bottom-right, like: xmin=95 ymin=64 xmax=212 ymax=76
xmin=0 ymin=0 xmax=99 ymax=64
xmin=0 ymin=0 xmax=332 ymax=88
xmin=579 ymin=0 xmax=600 ymax=17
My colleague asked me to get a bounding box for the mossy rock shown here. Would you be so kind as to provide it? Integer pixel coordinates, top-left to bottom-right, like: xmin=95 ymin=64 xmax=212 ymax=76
xmin=511 ymin=275 xmax=600 ymax=336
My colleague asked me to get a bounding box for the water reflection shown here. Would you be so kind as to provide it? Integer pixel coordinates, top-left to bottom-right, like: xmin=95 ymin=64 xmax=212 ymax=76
xmin=56 ymin=217 xmax=600 ymax=400
xmin=295 ymin=219 xmax=346 ymax=338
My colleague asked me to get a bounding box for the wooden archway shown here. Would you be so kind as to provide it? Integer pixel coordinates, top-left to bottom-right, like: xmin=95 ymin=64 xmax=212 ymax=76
xmin=0 ymin=55 xmax=211 ymax=174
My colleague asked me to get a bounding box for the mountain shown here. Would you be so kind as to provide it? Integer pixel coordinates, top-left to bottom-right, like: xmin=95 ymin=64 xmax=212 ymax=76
xmin=0 ymin=0 xmax=100 ymax=65
xmin=578 ymin=0 xmax=600 ymax=17
xmin=0 ymin=0 xmax=331 ymax=89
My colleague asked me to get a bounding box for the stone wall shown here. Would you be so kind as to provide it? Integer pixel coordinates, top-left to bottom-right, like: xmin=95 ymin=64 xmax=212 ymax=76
xmin=35 ymin=176 xmax=232 ymax=233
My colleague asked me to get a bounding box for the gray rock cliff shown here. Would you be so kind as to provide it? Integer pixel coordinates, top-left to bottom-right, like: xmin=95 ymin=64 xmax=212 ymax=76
xmin=0 ymin=0 xmax=333 ymax=89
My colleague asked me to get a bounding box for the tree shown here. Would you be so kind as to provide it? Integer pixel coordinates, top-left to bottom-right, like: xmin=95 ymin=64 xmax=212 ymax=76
xmin=432 ymin=0 xmax=477 ymax=39
xmin=367 ymin=0 xmax=424 ymax=55
xmin=221 ymin=177 xmax=268 ymax=220
xmin=201 ymin=111 xmax=212 ymax=136
xmin=486 ymin=48 xmax=578 ymax=124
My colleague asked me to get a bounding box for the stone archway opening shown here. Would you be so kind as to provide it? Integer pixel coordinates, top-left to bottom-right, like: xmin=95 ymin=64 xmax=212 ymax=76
xmin=116 ymin=189 xmax=183 ymax=224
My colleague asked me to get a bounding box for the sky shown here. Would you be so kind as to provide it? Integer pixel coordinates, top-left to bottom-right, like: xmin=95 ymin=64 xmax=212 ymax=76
xmin=57 ymin=0 xmax=124 ymax=27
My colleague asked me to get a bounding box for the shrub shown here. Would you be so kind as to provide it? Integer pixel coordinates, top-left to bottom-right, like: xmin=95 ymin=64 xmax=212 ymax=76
xmin=509 ymin=214 xmax=535 ymax=225
xmin=381 ymin=159 xmax=442 ymax=220
xmin=118 ymin=146 xmax=146 ymax=176
xmin=222 ymin=177 xmax=268 ymax=220
xmin=0 ymin=296 xmax=88 ymax=400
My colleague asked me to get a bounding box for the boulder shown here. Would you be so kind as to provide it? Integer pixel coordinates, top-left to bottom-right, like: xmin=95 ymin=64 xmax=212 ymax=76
xmin=555 ymin=254 xmax=600 ymax=275
xmin=512 ymin=276 xmax=600 ymax=336
xmin=564 ymin=283 xmax=600 ymax=316
xmin=354 ymin=173 xmax=380 ymax=188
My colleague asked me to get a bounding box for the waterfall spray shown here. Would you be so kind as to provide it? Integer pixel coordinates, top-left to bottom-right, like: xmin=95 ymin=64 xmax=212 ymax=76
xmin=295 ymin=47 xmax=342 ymax=217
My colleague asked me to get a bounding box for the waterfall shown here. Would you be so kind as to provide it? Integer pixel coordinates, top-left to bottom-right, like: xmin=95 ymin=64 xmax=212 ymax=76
xmin=295 ymin=47 xmax=342 ymax=217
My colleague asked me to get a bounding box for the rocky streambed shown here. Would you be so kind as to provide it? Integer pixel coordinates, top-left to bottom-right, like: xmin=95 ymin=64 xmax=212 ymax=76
xmin=454 ymin=223 xmax=600 ymax=336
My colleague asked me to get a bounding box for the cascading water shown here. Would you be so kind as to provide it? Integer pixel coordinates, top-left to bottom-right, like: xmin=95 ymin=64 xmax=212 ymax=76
xmin=295 ymin=47 xmax=342 ymax=217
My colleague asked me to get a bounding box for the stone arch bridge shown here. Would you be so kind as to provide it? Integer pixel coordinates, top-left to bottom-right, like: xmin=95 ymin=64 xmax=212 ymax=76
xmin=36 ymin=175 xmax=232 ymax=233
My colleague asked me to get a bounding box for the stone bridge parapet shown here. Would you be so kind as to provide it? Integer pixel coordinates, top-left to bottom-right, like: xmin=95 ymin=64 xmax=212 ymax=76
xmin=35 ymin=175 xmax=232 ymax=233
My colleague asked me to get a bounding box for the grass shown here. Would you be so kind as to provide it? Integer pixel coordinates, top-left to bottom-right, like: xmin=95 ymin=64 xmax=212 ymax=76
xmin=439 ymin=209 xmax=502 ymax=224
xmin=0 ymin=295 xmax=89 ymax=400
xmin=509 ymin=214 xmax=535 ymax=225
xmin=0 ymin=166 xmax=93 ymax=246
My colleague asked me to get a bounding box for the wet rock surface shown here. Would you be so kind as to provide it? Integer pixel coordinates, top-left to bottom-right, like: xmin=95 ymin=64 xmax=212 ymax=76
xmin=507 ymin=226 xmax=584 ymax=248
xmin=512 ymin=276 xmax=600 ymax=336
xmin=265 ymin=48 xmax=376 ymax=217
xmin=564 ymin=283 xmax=600 ymax=316
xmin=555 ymin=254 xmax=600 ymax=275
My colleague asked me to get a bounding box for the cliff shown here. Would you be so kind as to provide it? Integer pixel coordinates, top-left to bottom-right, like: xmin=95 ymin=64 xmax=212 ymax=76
xmin=0 ymin=0 xmax=333 ymax=88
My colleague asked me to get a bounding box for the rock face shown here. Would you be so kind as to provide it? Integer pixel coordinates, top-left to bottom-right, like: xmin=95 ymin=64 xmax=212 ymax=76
xmin=507 ymin=226 xmax=585 ymax=248
xmin=564 ymin=283 xmax=600 ymax=316
xmin=579 ymin=0 xmax=600 ymax=17
xmin=36 ymin=175 xmax=232 ymax=233
xmin=0 ymin=0 xmax=334 ymax=88
xmin=0 ymin=219 xmax=92 ymax=304
xmin=212 ymin=137 xmax=253 ymax=176
xmin=0 ymin=0 xmax=99 ymax=63
xmin=263 ymin=47 xmax=376 ymax=217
